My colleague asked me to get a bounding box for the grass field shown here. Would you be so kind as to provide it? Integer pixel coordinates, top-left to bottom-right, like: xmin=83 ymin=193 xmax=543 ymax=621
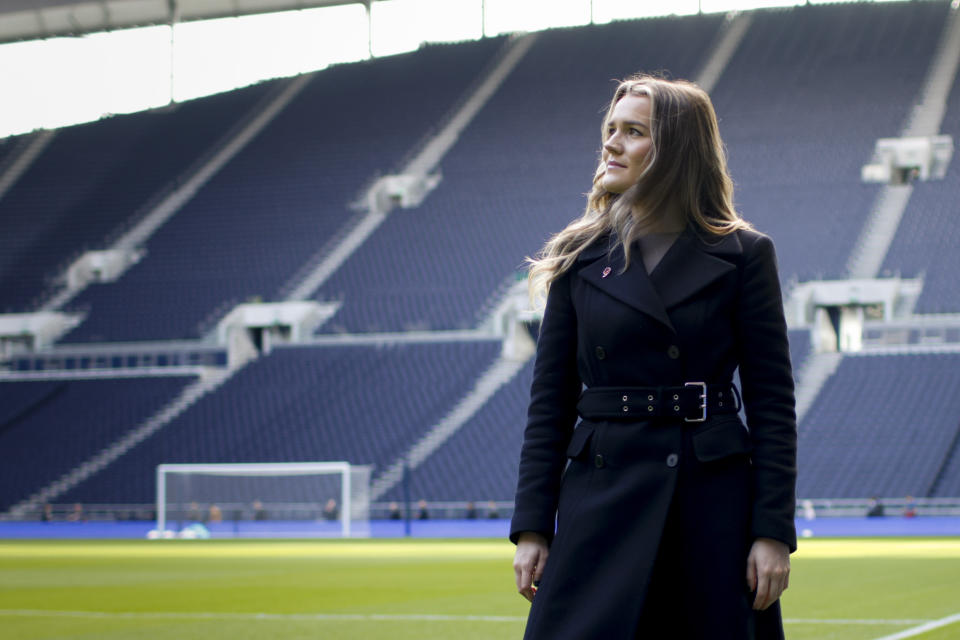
xmin=2 ymin=537 xmax=959 ymax=639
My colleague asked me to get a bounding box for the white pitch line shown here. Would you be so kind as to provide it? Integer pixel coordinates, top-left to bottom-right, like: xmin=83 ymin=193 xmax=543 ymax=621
xmin=784 ymin=619 xmax=932 ymax=626
xmin=871 ymin=612 xmax=960 ymax=640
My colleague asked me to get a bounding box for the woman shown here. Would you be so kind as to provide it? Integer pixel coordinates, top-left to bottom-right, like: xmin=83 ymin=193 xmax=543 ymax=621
xmin=510 ymin=74 xmax=796 ymax=639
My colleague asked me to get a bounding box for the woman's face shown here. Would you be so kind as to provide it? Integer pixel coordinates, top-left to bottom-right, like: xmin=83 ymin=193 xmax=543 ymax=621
xmin=601 ymin=93 xmax=653 ymax=194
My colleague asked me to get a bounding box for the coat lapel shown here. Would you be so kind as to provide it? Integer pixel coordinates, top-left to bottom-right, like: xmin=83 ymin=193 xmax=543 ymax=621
xmin=576 ymin=227 xmax=743 ymax=333
xmin=577 ymin=239 xmax=675 ymax=332
xmin=649 ymin=227 xmax=741 ymax=309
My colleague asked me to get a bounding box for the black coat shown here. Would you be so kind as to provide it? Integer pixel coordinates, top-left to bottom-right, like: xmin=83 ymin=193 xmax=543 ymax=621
xmin=511 ymin=226 xmax=797 ymax=639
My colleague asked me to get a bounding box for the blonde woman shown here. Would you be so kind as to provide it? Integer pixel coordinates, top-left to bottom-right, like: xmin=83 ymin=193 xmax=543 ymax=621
xmin=511 ymin=75 xmax=796 ymax=639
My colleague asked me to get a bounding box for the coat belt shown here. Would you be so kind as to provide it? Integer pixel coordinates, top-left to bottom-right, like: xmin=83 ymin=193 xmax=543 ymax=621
xmin=577 ymin=382 xmax=740 ymax=422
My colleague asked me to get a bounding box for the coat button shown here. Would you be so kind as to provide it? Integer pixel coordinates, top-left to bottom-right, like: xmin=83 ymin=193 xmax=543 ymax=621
xmin=667 ymin=345 xmax=680 ymax=359
xmin=594 ymin=454 xmax=605 ymax=469
xmin=666 ymin=453 xmax=679 ymax=468
xmin=595 ymin=346 xmax=606 ymax=360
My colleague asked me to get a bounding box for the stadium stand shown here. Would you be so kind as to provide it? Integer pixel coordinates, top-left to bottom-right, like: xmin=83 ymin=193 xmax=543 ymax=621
xmin=798 ymin=353 xmax=960 ymax=499
xmin=58 ymin=342 xmax=501 ymax=504
xmin=0 ymin=376 xmax=195 ymax=511
xmin=710 ymin=1 xmax=948 ymax=283
xmin=382 ymin=360 xmax=533 ymax=503
xmin=55 ymin=38 xmax=504 ymax=343
xmin=0 ymin=83 xmax=275 ymax=313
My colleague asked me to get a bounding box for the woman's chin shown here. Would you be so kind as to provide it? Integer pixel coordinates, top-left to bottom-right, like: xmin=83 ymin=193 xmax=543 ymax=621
xmin=602 ymin=179 xmax=626 ymax=194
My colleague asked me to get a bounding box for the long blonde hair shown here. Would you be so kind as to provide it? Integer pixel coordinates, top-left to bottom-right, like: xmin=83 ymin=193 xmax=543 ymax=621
xmin=528 ymin=73 xmax=751 ymax=304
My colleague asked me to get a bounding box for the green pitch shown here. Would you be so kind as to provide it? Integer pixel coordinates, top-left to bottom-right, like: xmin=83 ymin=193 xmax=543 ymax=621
xmin=2 ymin=538 xmax=959 ymax=639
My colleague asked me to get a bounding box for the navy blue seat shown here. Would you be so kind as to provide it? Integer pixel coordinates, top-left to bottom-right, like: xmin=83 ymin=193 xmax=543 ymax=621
xmin=59 ymin=39 xmax=504 ymax=343
xmin=0 ymin=376 xmax=195 ymax=510
xmin=798 ymin=354 xmax=960 ymax=498
xmin=383 ymin=360 xmax=532 ymax=503
xmin=711 ymin=1 xmax=946 ymax=283
xmin=0 ymin=84 xmax=274 ymax=312
xmin=62 ymin=342 xmax=501 ymax=504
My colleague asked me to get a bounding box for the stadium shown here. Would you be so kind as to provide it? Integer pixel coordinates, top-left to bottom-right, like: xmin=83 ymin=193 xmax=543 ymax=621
xmin=1 ymin=0 xmax=959 ymax=638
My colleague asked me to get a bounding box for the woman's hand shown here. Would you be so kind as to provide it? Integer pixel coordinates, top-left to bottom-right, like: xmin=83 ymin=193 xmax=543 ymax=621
xmin=746 ymin=537 xmax=790 ymax=610
xmin=513 ymin=531 xmax=549 ymax=602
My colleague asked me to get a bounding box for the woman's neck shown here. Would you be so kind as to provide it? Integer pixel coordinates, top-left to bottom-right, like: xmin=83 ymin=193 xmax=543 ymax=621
xmin=633 ymin=203 xmax=685 ymax=235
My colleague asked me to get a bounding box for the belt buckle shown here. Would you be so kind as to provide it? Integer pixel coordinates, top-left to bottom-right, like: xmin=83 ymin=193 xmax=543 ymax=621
xmin=684 ymin=381 xmax=707 ymax=422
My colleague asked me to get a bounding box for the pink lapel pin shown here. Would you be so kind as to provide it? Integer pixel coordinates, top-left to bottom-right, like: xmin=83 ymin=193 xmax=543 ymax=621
xmin=602 ymin=267 xmax=612 ymax=278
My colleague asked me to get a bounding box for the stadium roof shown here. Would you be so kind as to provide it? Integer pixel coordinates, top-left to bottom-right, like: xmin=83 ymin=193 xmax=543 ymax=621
xmin=0 ymin=0 xmax=377 ymax=44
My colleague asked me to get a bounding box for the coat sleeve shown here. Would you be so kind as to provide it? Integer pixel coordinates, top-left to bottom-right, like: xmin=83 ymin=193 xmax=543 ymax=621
xmin=736 ymin=232 xmax=798 ymax=552
xmin=510 ymin=269 xmax=582 ymax=545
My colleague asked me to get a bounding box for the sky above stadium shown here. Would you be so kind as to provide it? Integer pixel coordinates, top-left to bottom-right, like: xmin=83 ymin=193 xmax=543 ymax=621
xmin=0 ymin=0 xmax=913 ymax=139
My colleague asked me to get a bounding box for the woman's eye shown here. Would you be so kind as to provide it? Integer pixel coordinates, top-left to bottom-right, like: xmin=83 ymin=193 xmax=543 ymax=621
xmin=630 ymin=128 xmax=644 ymax=137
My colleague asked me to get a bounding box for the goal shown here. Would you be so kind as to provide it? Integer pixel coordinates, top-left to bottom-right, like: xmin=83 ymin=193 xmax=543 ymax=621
xmin=155 ymin=462 xmax=371 ymax=538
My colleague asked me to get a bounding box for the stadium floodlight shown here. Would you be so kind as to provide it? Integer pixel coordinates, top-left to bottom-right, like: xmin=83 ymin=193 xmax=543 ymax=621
xmin=155 ymin=462 xmax=371 ymax=538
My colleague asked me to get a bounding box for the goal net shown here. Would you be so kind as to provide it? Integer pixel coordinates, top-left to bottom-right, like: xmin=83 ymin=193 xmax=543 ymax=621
xmin=155 ymin=462 xmax=371 ymax=538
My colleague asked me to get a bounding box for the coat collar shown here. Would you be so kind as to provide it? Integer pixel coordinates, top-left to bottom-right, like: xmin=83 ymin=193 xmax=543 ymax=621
xmin=576 ymin=226 xmax=741 ymax=333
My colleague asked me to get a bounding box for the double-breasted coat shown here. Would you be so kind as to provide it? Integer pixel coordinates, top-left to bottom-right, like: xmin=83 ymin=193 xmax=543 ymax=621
xmin=510 ymin=226 xmax=798 ymax=639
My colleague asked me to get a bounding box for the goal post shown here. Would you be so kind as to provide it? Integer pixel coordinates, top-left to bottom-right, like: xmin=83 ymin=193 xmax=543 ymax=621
xmin=155 ymin=462 xmax=371 ymax=538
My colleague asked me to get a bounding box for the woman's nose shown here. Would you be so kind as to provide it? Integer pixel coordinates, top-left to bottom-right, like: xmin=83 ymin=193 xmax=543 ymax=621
xmin=604 ymin=135 xmax=620 ymax=153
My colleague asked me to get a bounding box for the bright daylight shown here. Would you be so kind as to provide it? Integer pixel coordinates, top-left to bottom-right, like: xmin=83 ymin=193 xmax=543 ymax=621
xmin=0 ymin=0 xmax=907 ymax=139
